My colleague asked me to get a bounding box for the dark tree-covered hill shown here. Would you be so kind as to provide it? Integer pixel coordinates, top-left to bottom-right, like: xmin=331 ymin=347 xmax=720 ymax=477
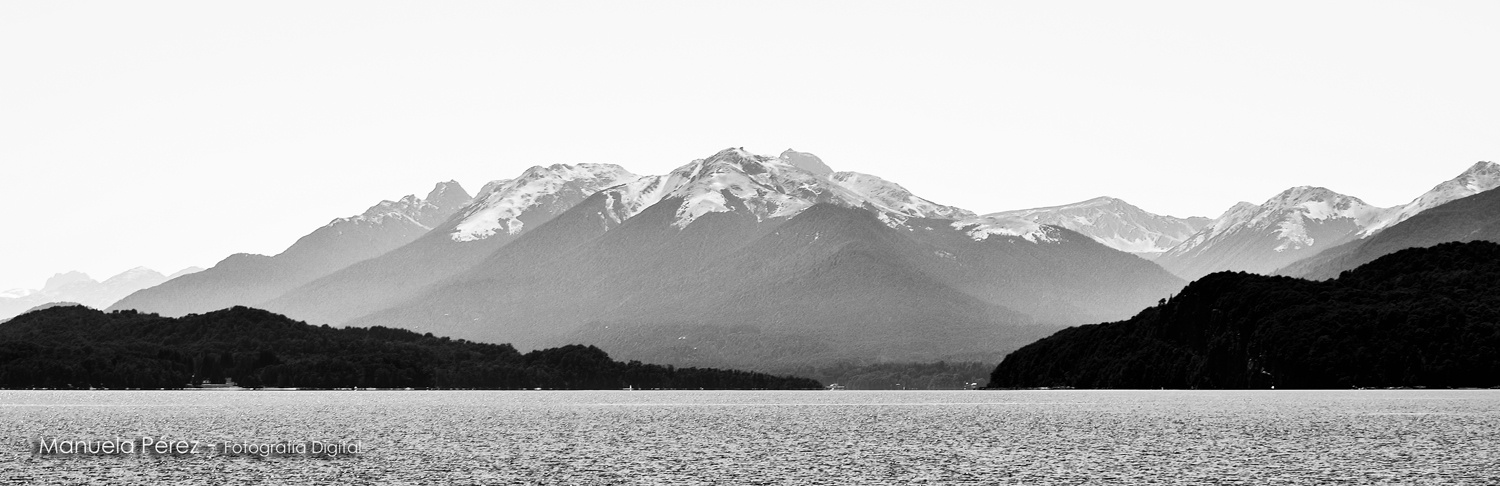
xmin=0 ymin=306 xmax=820 ymax=390
xmin=989 ymin=241 xmax=1500 ymax=389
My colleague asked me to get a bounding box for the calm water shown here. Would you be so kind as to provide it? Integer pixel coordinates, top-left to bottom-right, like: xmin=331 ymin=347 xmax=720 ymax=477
xmin=1 ymin=390 xmax=1497 ymax=484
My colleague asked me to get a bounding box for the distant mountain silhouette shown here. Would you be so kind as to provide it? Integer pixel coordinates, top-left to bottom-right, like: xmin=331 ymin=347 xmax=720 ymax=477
xmin=984 ymin=197 xmax=1209 ymax=258
xmin=989 ymin=241 xmax=1500 ymax=389
xmin=0 ymin=267 xmax=193 ymax=321
xmin=108 ymin=181 xmax=472 ymax=317
xmin=261 ymin=164 xmax=638 ymax=327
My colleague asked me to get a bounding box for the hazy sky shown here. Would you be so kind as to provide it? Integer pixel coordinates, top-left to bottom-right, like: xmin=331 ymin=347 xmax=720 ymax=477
xmin=2 ymin=1 xmax=1497 ymax=291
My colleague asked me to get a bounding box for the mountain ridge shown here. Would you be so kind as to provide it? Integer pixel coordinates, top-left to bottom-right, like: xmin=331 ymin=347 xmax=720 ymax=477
xmin=107 ymin=181 xmax=473 ymax=317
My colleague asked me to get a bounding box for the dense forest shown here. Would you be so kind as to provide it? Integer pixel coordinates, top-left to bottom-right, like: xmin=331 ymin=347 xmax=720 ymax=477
xmin=0 ymin=306 xmax=821 ymax=390
xmin=990 ymin=241 xmax=1500 ymax=389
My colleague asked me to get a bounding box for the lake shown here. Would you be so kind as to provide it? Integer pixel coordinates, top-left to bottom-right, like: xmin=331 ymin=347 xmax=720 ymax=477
xmin=1 ymin=390 xmax=1497 ymax=484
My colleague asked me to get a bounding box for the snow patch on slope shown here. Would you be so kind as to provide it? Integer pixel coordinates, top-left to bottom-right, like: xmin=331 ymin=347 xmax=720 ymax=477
xmin=952 ymin=215 xmax=1059 ymax=243
xmin=1166 ymin=187 xmax=1385 ymax=257
xmin=1360 ymin=161 xmax=1500 ymax=236
xmin=986 ymin=196 xmax=1207 ymax=254
xmin=596 ymin=148 xmax=981 ymax=231
xmin=326 ymin=180 xmax=470 ymax=231
xmin=451 ymin=164 xmax=638 ymax=241
xmin=1252 ymin=187 xmax=1385 ymax=251
xmin=831 ymin=172 xmax=976 ymax=220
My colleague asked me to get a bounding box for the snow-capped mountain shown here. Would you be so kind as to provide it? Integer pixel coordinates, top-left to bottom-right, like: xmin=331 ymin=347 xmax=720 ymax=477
xmin=1155 ymin=186 xmax=1387 ymax=281
xmin=108 ymin=181 xmax=473 ymax=317
xmin=830 ymin=171 xmax=977 ymax=221
xmin=0 ymin=266 xmax=193 ymax=320
xmin=325 ymin=180 xmax=473 ymax=232
xmin=1359 ymin=161 xmax=1500 ymax=237
xmin=262 ymin=163 xmax=640 ymax=327
xmin=337 ymin=148 xmax=1183 ymax=370
xmin=450 ymin=164 xmax=639 ymax=241
xmin=982 ymin=197 xmax=1210 ymax=257
xmin=1279 ymin=161 xmax=1500 ymax=279
xmin=594 ymin=148 xmax=982 ymax=230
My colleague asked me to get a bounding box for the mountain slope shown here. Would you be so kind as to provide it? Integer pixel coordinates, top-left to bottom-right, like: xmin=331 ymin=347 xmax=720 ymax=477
xmin=260 ymin=164 xmax=639 ymax=326
xmin=1277 ymin=183 xmax=1500 ymax=280
xmin=0 ymin=267 xmax=187 ymax=320
xmin=989 ymin=241 xmax=1500 ymax=389
xmin=343 ymin=148 xmax=1184 ymax=370
xmin=1359 ymin=161 xmax=1500 ymax=236
xmin=1154 ymin=187 xmax=1386 ymax=281
xmin=107 ymin=181 xmax=472 ymax=317
xmin=984 ymin=197 xmax=1209 ymax=258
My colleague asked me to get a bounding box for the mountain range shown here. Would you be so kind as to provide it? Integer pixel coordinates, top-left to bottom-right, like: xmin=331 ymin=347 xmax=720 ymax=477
xmin=1276 ymin=171 xmax=1500 ymax=280
xmin=107 ymin=181 xmax=473 ymax=317
xmin=0 ymin=267 xmax=201 ymax=321
xmin=1153 ymin=161 xmax=1500 ymax=281
xmin=982 ymin=197 xmax=1210 ymax=259
xmin=90 ymin=149 xmax=1499 ymax=370
xmin=336 ymin=148 xmax=1182 ymax=368
xmin=258 ymin=163 xmax=640 ymax=328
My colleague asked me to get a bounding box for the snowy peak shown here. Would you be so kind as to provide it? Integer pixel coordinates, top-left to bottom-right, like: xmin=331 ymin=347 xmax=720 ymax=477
xmin=1163 ymin=186 xmax=1384 ymax=269
xmin=1256 ymin=186 xmax=1382 ymax=223
xmin=829 ymin=172 xmax=976 ymax=220
xmin=1198 ymin=202 xmax=1260 ymax=238
xmin=1248 ymin=186 xmax=1385 ymax=250
xmin=329 ymin=181 xmax=474 ymax=231
xmin=597 ymin=148 xmax=984 ymax=231
xmin=779 ymin=149 xmax=834 ymax=176
xmin=984 ymin=196 xmax=1208 ymax=254
xmin=475 ymin=179 xmax=514 ymax=199
xmin=1456 ymin=160 xmax=1500 ymax=188
xmin=658 ymin=148 xmax=849 ymax=228
xmin=1360 ymin=161 xmax=1500 ymax=236
xmin=449 ymin=163 xmax=639 ymax=242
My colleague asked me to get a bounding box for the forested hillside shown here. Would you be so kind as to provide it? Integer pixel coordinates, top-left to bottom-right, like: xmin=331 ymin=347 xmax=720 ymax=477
xmin=990 ymin=241 xmax=1500 ymax=389
xmin=0 ymin=306 xmax=820 ymax=390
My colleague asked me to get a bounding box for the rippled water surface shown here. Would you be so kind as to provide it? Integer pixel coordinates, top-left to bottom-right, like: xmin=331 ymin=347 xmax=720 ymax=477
xmin=2 ymin=390 xmax=1498 ymax=484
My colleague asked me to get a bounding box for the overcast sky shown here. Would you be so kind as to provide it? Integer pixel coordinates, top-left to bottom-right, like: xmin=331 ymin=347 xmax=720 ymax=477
xmin=2 ymin=1 xmax=1497 ymax=291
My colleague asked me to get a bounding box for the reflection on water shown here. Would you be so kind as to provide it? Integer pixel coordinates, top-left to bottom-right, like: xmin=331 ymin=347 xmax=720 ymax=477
xmin=2 ymin=390 xmax=1498 ymax=484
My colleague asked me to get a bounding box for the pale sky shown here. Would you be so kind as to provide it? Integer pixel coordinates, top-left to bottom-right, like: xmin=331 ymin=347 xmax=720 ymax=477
xmin=2 ymin=1 xmax=1497 ymax=291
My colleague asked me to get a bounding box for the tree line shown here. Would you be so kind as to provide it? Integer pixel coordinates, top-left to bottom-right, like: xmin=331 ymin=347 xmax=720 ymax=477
xmin=989 ymin=241 xmax=1500 ymax=389
xmin=0 ymin=305 xmax=821 ymax=390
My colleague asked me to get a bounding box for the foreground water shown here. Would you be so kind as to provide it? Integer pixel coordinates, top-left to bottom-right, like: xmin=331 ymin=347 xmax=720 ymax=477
xmin=1 ymin=390 xmax=1496 ymax=484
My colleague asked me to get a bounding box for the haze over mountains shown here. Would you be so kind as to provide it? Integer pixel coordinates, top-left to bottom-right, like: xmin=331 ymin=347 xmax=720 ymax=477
xmin=86 ymin=149 xmax=1499 ymax=370
xmin=342 ymin=148 xmax=1181 ymax=367
xmin=108 ymin=182 xmax=474 ymax=317
xmin=0 ymin=267 xmax=201 ymax=321
xmin=259 ymin=163 xmax=640 ymax=327
xmin=984 ymin=197 xmax=1210 ymax=259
